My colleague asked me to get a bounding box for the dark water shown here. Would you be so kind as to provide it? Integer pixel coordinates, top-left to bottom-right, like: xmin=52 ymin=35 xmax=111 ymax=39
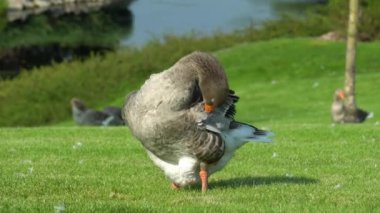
xmin=0 ymin=0 xmax=324 ymax=77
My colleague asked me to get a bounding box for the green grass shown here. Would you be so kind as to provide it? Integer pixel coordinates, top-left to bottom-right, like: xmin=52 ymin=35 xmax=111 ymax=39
xmin=217 ymin=39 xmax=380 ymax=124
xmin=0 ymin=126 xmax=379 ymax=211
xmin=1 ymin=39 xmax=380 ymax=211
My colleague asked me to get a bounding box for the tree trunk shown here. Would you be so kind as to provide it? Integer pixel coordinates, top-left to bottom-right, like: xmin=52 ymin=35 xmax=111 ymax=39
xmin=344 ymin=0 xmax=359 ymax=111
xmin=332 ymin=0 xmax=369 ymax=123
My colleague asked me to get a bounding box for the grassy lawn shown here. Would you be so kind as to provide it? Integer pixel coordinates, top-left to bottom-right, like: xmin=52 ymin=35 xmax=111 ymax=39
xmin=1 ymin=39 xmax=379 ymax=212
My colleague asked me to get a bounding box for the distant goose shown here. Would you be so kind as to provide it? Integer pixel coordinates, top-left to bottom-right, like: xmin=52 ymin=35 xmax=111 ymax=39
xmin=331 ymin=89 xmax=371 ymax=123
xmin=122 ymin=51 xmax=273 ymax=192
xmin=70 ymin=98 xmax=124 ymax=126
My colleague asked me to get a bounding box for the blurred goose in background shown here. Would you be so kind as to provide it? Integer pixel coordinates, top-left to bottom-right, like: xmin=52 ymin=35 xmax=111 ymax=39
xmin=123 ymin=51 xmax=273 ymax=192
xmin=71 ymin=98 xmax=124 ymax=126
xmin=331 ymin=89 xmax=346 ymax=123
xmin=331 ymin=89 xmax=372 ymax=123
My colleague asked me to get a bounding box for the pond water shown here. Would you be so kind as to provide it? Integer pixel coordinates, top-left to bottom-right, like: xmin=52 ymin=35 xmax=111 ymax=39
xmin=123 ymin=0 xmax=324 ymax=45
xmin=0 ymin=0 xmax=325 ymax=77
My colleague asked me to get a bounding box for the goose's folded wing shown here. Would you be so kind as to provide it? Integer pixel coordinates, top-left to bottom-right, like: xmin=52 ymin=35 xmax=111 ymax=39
xmin=188 ymin=130 xmax=225 ymax=164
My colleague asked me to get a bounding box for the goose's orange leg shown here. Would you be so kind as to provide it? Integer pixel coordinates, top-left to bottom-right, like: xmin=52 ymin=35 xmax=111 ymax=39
xmin=199 ymin=165 xmax=208 ymax=192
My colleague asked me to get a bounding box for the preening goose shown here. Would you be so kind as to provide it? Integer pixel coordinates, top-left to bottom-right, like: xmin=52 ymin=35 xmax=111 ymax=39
xmin=331 ymin=89 xmax=371 ymax=123
xmin=122 ymin=51 xmax=273 ymax=192
xmin=331 ymin=89 xmax=346 ymax=123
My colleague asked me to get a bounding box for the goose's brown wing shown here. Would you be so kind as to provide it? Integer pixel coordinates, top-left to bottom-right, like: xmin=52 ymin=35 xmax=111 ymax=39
xmin=188 ymin=130 xmax=225 ymax=164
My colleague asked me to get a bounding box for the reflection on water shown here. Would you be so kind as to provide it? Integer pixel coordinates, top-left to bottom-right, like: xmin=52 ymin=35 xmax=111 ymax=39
xmin=123 ymin=0 xmax=326 ymax=46
xmin=0 ymin=4 xmax=133 ymax=78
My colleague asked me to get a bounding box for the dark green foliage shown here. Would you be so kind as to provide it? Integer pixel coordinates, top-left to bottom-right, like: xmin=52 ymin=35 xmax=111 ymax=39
xmin=0 ymin=7 xmax=133 ymax=48
xmin=258 ymin=13 xmax=332 ymax=39
xmin=0 ymin=0 xmax=5 ymax=11
xmin=325 ymin=0 xmax=380 ymax=41
xmin=0 ymin=0 xmax=6 ymax=30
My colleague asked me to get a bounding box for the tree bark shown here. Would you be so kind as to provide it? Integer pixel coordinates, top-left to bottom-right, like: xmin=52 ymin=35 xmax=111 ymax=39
xmin=344 ymin=0 xmax=359 ymax=111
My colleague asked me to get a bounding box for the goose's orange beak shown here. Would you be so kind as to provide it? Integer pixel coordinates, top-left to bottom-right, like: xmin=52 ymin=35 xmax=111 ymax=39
xmin=338 ymin=91 xmax=345 ymax=100
xmin=204 ymin=103 xmax=214 ymax=113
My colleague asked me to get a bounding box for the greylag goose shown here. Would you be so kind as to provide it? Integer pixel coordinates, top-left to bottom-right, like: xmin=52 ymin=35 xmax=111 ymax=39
xmin=331 ymin=89 xmax=371 ymax=123
xmin=122 ymin=52 xmax=273 ymax=192
xmin=70 ymin=98 xmax=124 ymax=126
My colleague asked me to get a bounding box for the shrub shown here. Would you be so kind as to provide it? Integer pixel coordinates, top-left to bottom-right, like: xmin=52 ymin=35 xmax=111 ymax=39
xmin=0 ymin=7 xmax=133 ymax=48
xmin=0 ymin=0 xmax=6 ymax=30
xmin=326 ymin=0 xmax=380 ymax=41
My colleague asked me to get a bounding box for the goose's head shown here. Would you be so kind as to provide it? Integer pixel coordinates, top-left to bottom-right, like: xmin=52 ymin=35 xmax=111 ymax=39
xmin=70 ymin=98 xmax=86 ymax=112
xmin=181 ymin=51 xmax=229 ymax=113
xmin=200 ymin=81 xmax=228 ymax=113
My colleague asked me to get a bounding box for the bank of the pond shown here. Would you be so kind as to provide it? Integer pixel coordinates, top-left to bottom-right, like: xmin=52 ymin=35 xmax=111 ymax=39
xmin=6 ymin=0 xmax=134 ymax=21
xmin=1 ymin=37 xmax=380 ymax=127
xmin=0 ymin=5 xmax=133 ymax=77
xmin=0 ymin=6 xmax=334 ymax=126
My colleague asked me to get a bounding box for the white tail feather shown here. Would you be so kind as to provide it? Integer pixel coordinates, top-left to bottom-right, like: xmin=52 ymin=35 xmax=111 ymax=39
xmin=221 ymin=123 xmax=273 ymax=153
xmin=229 ymin=123 xmax=274 ymax=143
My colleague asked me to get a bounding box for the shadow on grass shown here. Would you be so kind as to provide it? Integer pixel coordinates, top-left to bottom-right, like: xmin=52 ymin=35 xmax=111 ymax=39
xmin=210 ymin=175 xmax=319 ymax=189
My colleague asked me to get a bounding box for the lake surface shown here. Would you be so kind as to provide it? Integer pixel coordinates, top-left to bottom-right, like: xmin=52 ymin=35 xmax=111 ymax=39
xmin=0 ymin=0 xmax=324 ymax=77
xmin=122 ymin=0 xmax=322 ymax=46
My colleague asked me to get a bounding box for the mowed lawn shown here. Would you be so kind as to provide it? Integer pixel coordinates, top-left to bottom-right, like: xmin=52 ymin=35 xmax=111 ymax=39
xmin=1 ymin=39 xmax=379 ymax=212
